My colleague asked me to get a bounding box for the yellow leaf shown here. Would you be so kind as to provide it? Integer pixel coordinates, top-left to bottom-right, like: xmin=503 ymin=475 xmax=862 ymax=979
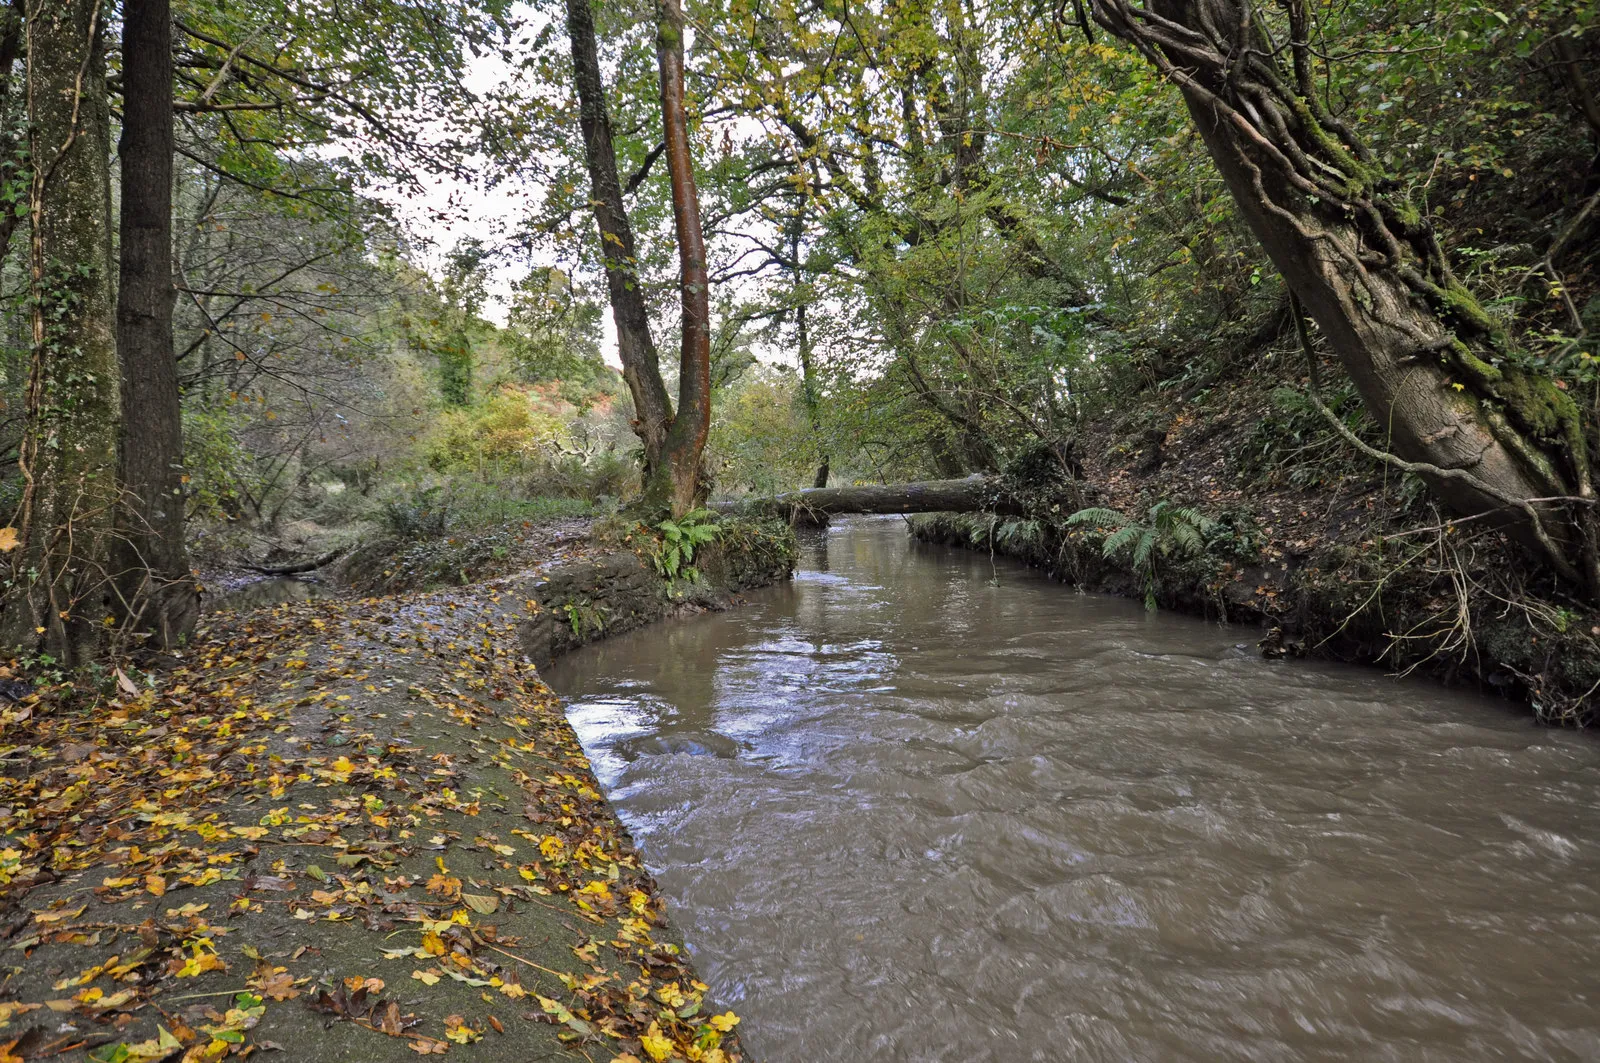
xmin=443 ymin=1014 xmax=480 ymax=1044
xmin=412 ymin=969 xmax=441 ymax=985
xmin=640 ymin=1021 xmax=673 ymax=1062
xmin=0 ymin=527 xmax=19 ymax=552
xmin=708 ymin=1011 xmax=740 ymax=1032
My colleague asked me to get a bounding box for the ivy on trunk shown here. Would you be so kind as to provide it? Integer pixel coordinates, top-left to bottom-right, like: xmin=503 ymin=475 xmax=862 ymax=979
xmin=1090 ymin=0 xmax=1600 ymax=597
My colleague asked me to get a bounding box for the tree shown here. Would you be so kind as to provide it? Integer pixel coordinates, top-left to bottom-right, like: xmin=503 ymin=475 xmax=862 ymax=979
xmin=117 ymin=0 xmax=200 ymax=647
xmin=1087 ymin=0 xmax=1600 ymax=596
xmin=4 ymin=0 xmax=121 ymax=662
xmin=649 ymin=0 xmax=713 ymax=515
xmin=564 ymin=0 xmax=674 ymax=482
xmin=563 ymin=0 xmax=714 ymax=516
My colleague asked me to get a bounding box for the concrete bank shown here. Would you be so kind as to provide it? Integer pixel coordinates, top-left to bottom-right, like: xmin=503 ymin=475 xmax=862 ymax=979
xmin=0 ymin=520 xmax=795 ymax=1062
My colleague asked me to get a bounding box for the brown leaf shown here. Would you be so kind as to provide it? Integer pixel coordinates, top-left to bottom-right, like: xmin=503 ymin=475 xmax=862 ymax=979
xmin=462 ymin=894 xmax=498 ymax=915
xmin=251 ymin=965 xmax=300 ymax=1002
xmin=407 ymin=1037 xmax=449 ymax=1055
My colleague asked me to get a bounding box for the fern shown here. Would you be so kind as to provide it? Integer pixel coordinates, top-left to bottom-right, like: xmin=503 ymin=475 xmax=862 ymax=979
xmin=653 ymin=509 xmax=721 ymax=582
xmin=1101 ymin=524 xmax=1142 ymax=559
xmin=996 ymin=519 xmax=1042 ymax=550
xmin=1067 ymin=500 xmax=1217 ymax=611
xmin=1064 ymin=506 xmax=1127 ymax=530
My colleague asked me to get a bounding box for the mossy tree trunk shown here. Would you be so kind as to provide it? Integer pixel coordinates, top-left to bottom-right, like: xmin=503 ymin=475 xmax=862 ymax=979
xmin=6 ymin=0 xmax=122 ymax=662
xmin=0 ymin=0 xmax=27 ymax=274
xmin=1091 ymin=0 xmax=1599 ymax=596
xmin=115 ymin=0 xmax=200 ymax=649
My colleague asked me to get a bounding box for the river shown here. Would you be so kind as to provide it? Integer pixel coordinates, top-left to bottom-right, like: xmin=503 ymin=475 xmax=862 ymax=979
xmin=544 ymin=517 xmax=1600 ymax=1062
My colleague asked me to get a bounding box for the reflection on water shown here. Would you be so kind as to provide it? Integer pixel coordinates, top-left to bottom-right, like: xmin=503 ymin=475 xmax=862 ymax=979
xmin=545 ymin=517 xmax=1600 ymax=1062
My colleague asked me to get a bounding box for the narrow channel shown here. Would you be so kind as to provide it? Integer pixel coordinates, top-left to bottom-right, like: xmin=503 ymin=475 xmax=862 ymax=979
xmin=544 ymin=517 xmax=1600 ymax=1062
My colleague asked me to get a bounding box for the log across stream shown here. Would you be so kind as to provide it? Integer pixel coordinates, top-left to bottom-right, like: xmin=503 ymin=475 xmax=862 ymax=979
xmin=547 ymin=516 xmax=1600 ymax=1062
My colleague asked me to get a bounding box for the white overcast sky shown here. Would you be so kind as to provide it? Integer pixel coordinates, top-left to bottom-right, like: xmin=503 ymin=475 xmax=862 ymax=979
xmin=371 ymin=10 xmax=739 ymax=370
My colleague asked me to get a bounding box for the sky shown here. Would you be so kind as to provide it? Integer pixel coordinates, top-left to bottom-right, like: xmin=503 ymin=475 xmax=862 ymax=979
xmin=370 ymin=2 xmax=631 ymax=364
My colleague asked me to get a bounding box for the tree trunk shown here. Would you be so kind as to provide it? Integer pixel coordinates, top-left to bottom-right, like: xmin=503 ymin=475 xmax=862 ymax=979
xmin=564 ymin=0 xmax=674 ymax=476
xmin=724 ymin=477 xmax=1018 ymax=519
xmin=115 ymin=0 xmax=199 ymax=648
xmin=650 ymin=0 xmax=713 ymax=517
xmin=0 ymin=0 xmax=27 ymax=272
xmin=799 ymin=302 xmax=830 ymax=488
xmin=1091 ymin=0 xmax=1599 ymax=596
xmin=787 ymin=210 xmax=829 ymax=488
xmin=5 ymin=0 xmax=121 ymax=662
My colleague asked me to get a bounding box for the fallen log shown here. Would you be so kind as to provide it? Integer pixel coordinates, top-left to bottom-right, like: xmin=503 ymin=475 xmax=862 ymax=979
xmin=722 ymin=476 xmax=1021 ymax=520
xmin=240 ymin=547 xmax=345 ymax=577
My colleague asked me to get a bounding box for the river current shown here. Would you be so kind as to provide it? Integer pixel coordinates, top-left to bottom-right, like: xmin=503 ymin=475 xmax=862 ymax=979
xmin=545 ymin=517 xmax=1600 ymax=1062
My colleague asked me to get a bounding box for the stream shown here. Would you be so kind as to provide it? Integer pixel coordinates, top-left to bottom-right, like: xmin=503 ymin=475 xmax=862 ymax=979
xmin=544 ymin=517 xmax=1600 ymax=1062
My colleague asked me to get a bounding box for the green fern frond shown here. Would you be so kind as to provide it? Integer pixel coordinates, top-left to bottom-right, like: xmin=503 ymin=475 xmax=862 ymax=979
xmin=1101 ymin=525 xmax=1142 ymax=558
xmin=1166 ymin=523 xmax=1202 ymax=555
xmin=1066 ymin=506 xmax=1128 ymax=529
xmin=1132 ymin=530 xmax=1156 ymax=570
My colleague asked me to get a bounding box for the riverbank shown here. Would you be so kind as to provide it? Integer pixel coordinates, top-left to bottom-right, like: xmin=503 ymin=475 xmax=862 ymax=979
xmin=0 ymin=516 xmax=794 ymax=1062
xmin=906 ymin=362 xmax=1600 ymax=721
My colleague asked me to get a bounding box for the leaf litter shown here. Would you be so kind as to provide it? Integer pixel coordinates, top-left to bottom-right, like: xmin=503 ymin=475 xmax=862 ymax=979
xmin=0 ymin=570 xmax=744 ymax=1062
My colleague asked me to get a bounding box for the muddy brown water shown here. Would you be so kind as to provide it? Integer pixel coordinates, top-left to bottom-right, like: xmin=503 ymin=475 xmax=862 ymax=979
xmin=545 ymin=517 xmax=1600 ymax=1062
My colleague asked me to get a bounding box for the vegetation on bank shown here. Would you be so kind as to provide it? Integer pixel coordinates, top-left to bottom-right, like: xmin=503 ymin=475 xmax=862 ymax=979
xmin=910 ymin=362 xmax=1600 ymax=721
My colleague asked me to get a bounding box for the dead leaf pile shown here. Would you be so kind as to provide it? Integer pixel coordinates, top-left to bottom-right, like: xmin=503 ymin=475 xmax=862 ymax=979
xmin=0 ymin=557 xmax=743 ymax=1063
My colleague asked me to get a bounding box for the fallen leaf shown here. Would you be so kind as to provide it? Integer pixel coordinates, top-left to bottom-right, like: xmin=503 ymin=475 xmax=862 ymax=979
xmin=462 ymin=894 xmax=498 ymax=915
xmin=640 ymin=1021 xmax=673 ymax=1062
xmin=249 ymin=966 xmax=300 ymax=1001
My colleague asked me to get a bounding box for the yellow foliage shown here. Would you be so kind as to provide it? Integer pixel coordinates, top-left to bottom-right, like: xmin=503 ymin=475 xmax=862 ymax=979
xmin=425 ymin=385 xmax=569 ymax=470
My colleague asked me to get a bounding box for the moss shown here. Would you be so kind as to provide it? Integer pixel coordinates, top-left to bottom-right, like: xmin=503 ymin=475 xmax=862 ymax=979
xmin=1495 ymin=369 xmax=1576 ymax=441
xmin=1446 ymin=339 xmax=1586 ymax=484
xmin=1494 ymin=370 xmax=1589 ymax=489
xmin=1389 ymin=196 xmax=1423 ymax=229
xmin=1291 ymin=99 xmax=1381 ymax=197
xmin=1448 ymin=338 xmax=1503 ymax=388
xmin=1438 ymin=281 xmax=1500 ymax=336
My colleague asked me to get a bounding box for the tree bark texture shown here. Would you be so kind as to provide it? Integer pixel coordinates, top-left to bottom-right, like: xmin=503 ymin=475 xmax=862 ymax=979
xmin=116 ymin=0 xmax=199 ymax=648
xmin=652 ymin=0 xmax=713 ymax=517
xmin=564 ymin=0 xmax=673 ymax=476
xmin=7 ymin=0 xmax=121 ymax=662
xmin=1090 ymin=0 xmax=1599 ymax=595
